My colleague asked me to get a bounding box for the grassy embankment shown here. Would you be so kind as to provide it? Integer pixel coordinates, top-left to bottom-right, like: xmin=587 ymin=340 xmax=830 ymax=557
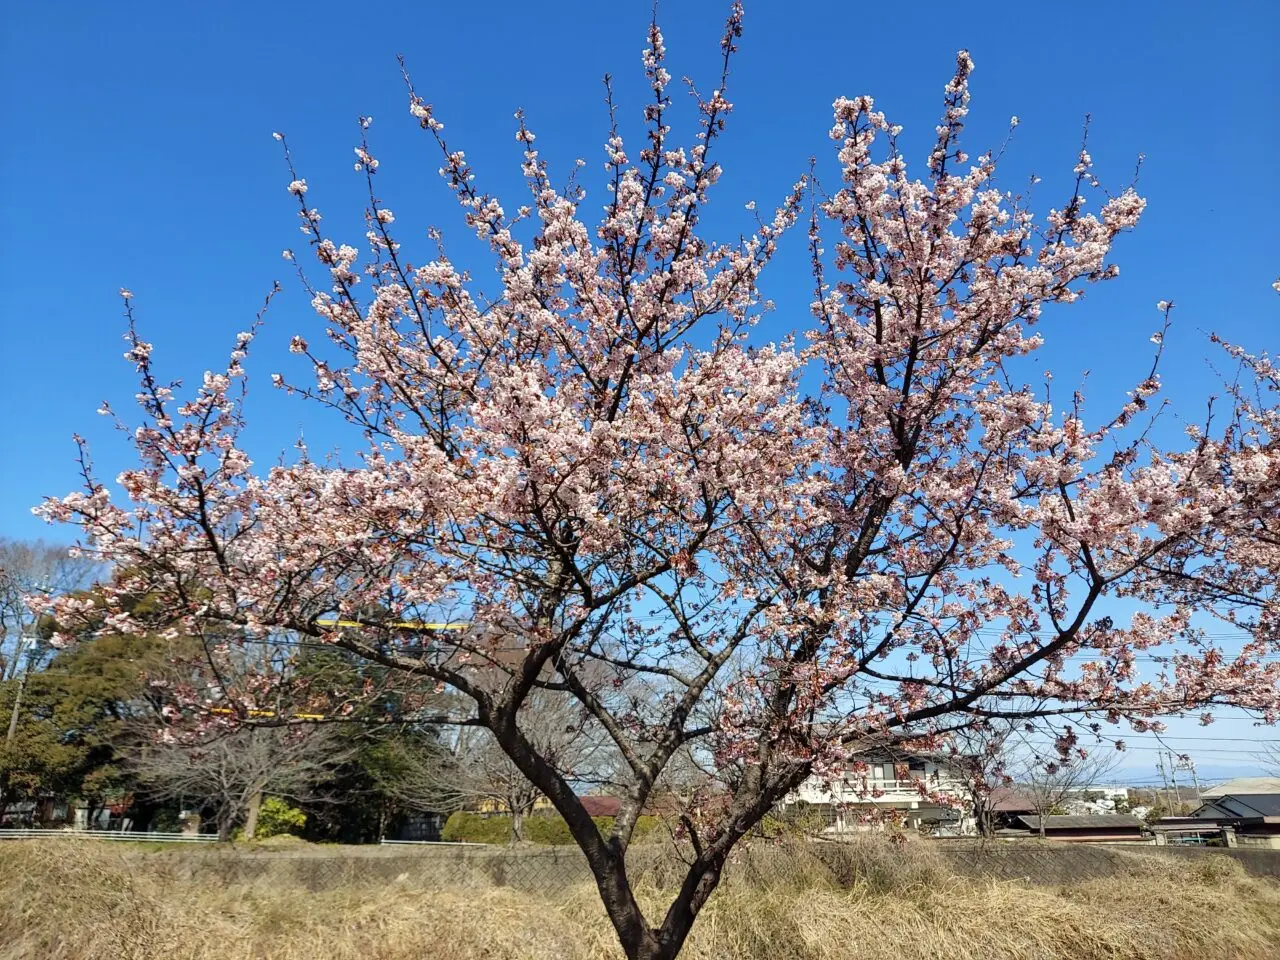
xmin=2 ymin=837 xmax=1278 ymax=960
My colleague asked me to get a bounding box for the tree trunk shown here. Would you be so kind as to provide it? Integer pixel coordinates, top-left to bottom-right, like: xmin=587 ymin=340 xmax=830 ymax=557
xmin=484 ymin=698 xmax=803 ymax=960
xmin=617 ymin=855 xmax=730 ymax=960
xmin=243 ymin=790 xmax=263 ymax=840
xmin=217 ymin=809 xmax=234 ymax=842
xmin=510 ymin=805 xmax=524 ymax=843
xmin=594 ymin=853 xmax=666 ymax=960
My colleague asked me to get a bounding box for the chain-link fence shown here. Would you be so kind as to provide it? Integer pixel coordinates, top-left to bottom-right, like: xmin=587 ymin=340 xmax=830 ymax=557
xmin=156 ymin=845 xmax=597 ymax=893
xmin=109 ymin=837 xmax=1280 ymax=895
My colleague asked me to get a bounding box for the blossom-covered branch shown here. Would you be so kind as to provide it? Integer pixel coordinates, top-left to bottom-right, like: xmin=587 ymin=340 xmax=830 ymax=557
xmin=34 ymin=9 xmax=1279 ymax=960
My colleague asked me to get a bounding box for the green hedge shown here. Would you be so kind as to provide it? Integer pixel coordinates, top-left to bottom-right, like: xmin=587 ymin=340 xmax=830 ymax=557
xmin=441 ymin=810 xmax=662 ymax=845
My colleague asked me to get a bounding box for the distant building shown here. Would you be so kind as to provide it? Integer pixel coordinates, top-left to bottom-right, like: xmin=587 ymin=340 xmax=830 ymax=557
xmin=1187 ymin=794 xmax=1280 ymax=849
xmin=472 ymin=795 xmax=555 ymax=815
xmin=1058 ymin=786 xmax=1131 ymax=816
xmin=980 ymin=786 xmax=1036 ymax=831
xmin=1199 ymin=777 xmax=1280 ymax=800
xmin=783 ymin=754 xmax=971 ymax=835
xmin=579 ymin=795 xmax=622 ymax=818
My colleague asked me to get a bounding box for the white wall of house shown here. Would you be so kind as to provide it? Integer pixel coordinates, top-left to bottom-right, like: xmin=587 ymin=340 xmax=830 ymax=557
xmin=783 ymin=758 xmax=973 ymax=836
xmin=1236 ymin=833 xmax=1280 ymax=850
xmin=790 ymin=759 xmax=967 ymax=806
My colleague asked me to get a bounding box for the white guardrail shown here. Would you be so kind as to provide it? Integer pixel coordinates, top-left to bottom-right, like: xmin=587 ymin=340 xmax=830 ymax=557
xmin=378 ymin=838 xmax=488 ymax=846
xmin=0 ymin=828 xmax=215 ymax=843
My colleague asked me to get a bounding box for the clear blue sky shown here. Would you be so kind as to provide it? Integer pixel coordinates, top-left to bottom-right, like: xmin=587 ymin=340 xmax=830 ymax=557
xmin=1 ymin=0 xmax=1277 ymax=779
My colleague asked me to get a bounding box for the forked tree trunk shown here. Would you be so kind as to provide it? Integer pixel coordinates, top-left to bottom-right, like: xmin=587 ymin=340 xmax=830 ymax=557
xmin=599 ymin=852 xmax=731 ymax=960
xmin=484 ymin=689 xmax=806 ymax=960
xmin=592 ymin=790 xmax=788 ymax=960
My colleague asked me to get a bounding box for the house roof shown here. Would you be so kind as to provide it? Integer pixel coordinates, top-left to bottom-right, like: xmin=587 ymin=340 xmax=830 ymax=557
xmin=1199 ymin=777 xmax=1280 ymax=799
xmin=579 ymin=795 xmax=622 ymax=817
xmin=1017 ymin=814 xmax=1143 ymax=830
xmin=987 ymin=786 xmax=1037 ymax=813
xmin=1203 ymin=794 xmax=1280 ymax=819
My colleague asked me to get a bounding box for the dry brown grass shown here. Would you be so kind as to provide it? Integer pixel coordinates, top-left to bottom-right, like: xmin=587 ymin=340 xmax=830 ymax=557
xmin=2 ymin=839 xmax=1277 ymax=960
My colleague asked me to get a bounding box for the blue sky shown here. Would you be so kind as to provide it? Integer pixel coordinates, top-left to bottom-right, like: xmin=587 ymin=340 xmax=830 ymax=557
xmin=2 ymin=0 xmax=1277 ymax=778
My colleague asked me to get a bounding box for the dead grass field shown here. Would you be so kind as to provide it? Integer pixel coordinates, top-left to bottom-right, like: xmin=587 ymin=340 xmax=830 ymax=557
xmin=2 ymin=838 xmax=1278 ymax=960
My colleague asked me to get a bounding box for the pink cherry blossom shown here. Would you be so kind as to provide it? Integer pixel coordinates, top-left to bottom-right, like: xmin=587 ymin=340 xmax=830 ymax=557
xmin=33 ymin=15 xmax=1278 ymax=960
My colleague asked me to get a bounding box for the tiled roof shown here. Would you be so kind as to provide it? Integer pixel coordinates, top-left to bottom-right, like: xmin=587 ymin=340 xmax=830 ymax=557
xmin=987 ymin=786 xmax=1037 ymax=812
xmin=1211 ymin=794 xmax=1280 ymax=818
xmin=579 ymin=795 xmax=622 ymax=817
xmin=1017 ymin=814 xmax=1143 ymax=830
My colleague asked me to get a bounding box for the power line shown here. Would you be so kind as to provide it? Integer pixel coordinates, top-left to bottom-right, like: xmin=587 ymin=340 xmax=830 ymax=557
xmin=1106 ymin=746 xmax=1265 ymax=756
xmin=1095 ymin=742 xmax=1274 ymax=747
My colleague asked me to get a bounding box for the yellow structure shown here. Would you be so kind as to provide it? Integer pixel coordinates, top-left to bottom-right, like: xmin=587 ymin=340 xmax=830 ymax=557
xmin=204 ymin=619 xmax=468 ymax=722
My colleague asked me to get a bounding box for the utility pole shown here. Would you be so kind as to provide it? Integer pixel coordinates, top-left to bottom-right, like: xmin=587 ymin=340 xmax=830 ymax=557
xmin=1167 ymin=751 xmax=1183 ymax=812
xmin=5 ymin=672 xmax=26 ymax=743
xmin=1156 ymin=752 xmax=1171 ymax=811
xmin=1175 ymin=756 xmax=1202 ymax=806
xmin=6 ymin=581 xmax=50 ymax=746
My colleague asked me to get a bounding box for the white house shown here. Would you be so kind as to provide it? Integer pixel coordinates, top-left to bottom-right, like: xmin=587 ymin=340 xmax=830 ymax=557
xmin=781 ymin=754 xmax=973 ymax=836
xmin=1059 ymin=785 xmax=1131 ymax=816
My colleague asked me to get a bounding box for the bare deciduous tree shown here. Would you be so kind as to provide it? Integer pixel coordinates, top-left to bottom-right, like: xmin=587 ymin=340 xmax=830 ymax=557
xmin=0 ymin=538 xmax=96 ymax=681
xmin=945 ymin=717 xmax=1017 ymax=839
xmin=1259 ymin=743 xmax=1280 ymax=778
xmin=377 ymin=687 xmax=612 ymax=841
xmin=130 ymin=726 xmax=344 ymax=840
xmin=1017 ymin=748 xmax=1121 ymax=839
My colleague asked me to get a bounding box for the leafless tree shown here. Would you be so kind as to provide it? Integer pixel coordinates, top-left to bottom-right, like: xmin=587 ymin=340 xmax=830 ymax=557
xmin=1016 ymin=749 xmax=1121 ymax=839
xmin=366 ymin=728 xmax=470 ymax=815
xmin=129 ymin=726 xmax=345 ymax=840
xmin=0 ymin=538 xmax=97 ymax=681
xmin=945 ymin=718 xmax=1018 ymax=838
xmin=380 ymin=686 xmax=613 ymax=841
xmin=1259 ymin=743 xmax=1280 ymax=777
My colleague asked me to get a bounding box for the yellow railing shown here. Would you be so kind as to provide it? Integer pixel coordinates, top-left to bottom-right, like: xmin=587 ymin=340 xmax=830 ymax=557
xmin=200 ymin=619 xmax=468 ymax=722
xmin=208 ymin=706 xmax=328 ymax=721
xmin=314 ymin=618 xmax=468 ymax=631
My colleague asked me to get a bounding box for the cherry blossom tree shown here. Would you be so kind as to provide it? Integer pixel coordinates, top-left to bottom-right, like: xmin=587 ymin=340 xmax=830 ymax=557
xmin=33 ymin=6 xmax=1279 ymax=958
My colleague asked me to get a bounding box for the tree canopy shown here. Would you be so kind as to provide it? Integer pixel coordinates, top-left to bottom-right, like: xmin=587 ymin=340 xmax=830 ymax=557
xmin=33 ymin=6 xmax=1279 ymax=959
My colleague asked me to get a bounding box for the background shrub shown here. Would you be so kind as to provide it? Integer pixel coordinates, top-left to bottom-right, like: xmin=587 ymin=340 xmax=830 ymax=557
xmin=255 ymin=797 xmax=307 ymax=839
